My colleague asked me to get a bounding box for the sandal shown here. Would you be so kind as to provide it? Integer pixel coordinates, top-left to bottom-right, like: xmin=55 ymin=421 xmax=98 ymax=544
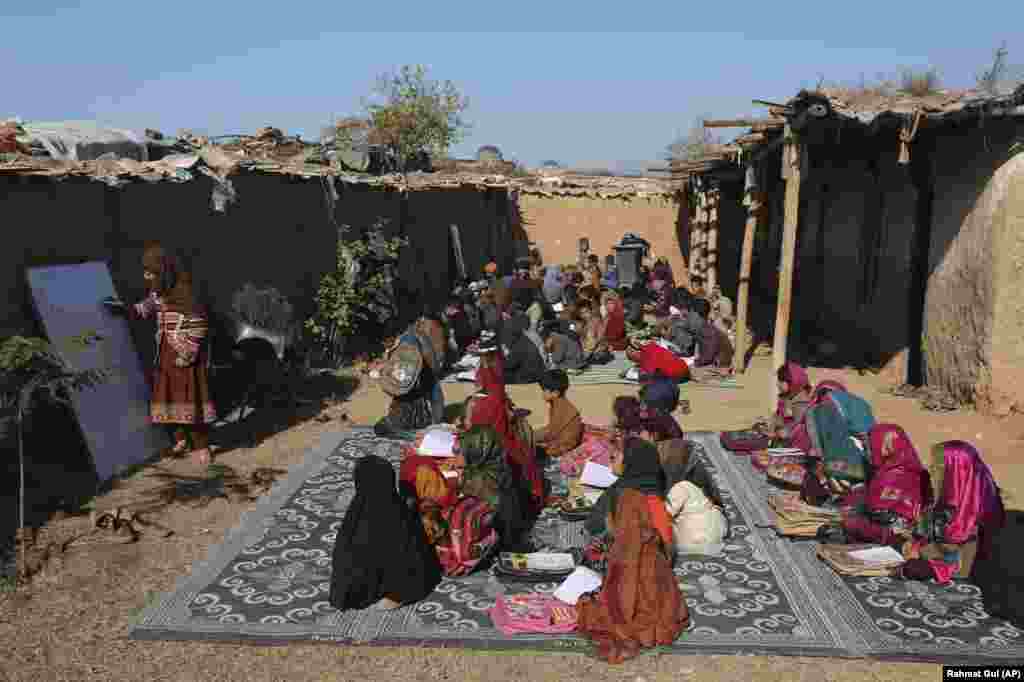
xmin=170 ymin=439 xmax=191 ymax=457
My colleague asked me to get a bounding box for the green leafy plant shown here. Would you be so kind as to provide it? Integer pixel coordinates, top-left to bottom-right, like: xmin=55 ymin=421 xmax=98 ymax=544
xmin=0 ymin=333 xmax=107 ymax=588
xmin=305 ymin=226 xmax=408 ymax=362
xmin=336 ymin=64 xmax=470 ymax=175
xmin=0 ymin=334 xmax=107 ymax=415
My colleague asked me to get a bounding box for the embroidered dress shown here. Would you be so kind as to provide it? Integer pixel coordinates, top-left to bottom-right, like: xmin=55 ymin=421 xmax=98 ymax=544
xmin=132 ymin=293 xmax=217 ymax=425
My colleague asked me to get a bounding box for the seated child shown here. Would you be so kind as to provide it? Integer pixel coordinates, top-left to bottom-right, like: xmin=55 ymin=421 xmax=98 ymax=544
xmin=535 ymin=369 xmax=584 ymax=459
xmin=578 ymin=299 xmax=610 ymax=359
xmin=602 ymin=291 xmax=628 ymax=351
xmin=542 ymin=324 xmax=586 ymax=371
xmin=691 ymin=298 xmax=734 ymax=370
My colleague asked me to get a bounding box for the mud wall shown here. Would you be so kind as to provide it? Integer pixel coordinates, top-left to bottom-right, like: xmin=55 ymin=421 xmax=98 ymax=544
xmin=517 ymin=194 xmax=686 ymax=278
xmin=927 ymin=120 xmax=1024 ymax=412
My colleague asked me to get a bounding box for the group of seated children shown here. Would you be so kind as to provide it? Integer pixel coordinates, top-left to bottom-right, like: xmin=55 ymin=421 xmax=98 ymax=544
xmin=769 ymin=362 xmax=1005 ymax=585
xmin=341 ymin=343 xmax=718 ymax=662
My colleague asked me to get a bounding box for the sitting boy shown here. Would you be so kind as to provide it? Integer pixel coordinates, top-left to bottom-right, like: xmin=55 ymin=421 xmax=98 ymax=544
xmin=535 ymin=369 xmax=584 ymax=459
xmin=692 ymin=298 xmax=735 ymax=371
xmin=626 ymin=334 xmax=691 ymax=383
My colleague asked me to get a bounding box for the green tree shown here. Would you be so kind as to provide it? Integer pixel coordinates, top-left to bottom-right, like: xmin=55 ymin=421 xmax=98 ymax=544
xmin=664 ymin=117 xmax=721 ymax=162
xmin=342 ymin=65 xmax=470 ymax=175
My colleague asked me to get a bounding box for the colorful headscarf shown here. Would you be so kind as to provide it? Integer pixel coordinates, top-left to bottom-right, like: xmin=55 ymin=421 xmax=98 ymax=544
xmin=470 ymin=355 xmax=543 ymax=506
xmin=932 ymin=441 xmax=1005 ymax=550
xmin=778 ymin=362 xmax=810 ymax=397
xmin=460 ymin=424 xmax=511 ymax=495
xmin=827 ymin=390 xmax=876 ymax=436
xmin=865 ymin=424 xmax=931 ymax=523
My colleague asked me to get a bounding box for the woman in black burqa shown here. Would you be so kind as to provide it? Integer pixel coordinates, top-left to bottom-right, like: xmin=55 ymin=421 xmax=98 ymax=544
xmin=329 ymin=455 xmax=442 ymax=611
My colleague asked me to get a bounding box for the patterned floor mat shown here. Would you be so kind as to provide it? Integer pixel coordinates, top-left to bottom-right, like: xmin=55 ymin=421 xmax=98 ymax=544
xmin=130 ymin=429 xmax=1024 ymax=662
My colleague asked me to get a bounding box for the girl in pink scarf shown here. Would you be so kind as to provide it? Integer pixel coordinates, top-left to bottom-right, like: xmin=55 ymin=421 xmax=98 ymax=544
xmin=840 ymin=424 xmax=932 ymax=545
xmin=901 ymin=441 xmax=1005 ymax=584
xmin=772 ymin=363 xmax=812 ymax=444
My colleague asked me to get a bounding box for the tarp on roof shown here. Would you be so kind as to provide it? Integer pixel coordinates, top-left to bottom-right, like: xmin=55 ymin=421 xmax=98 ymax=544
xmin=21 ymin=121 xmax=148 ymax=162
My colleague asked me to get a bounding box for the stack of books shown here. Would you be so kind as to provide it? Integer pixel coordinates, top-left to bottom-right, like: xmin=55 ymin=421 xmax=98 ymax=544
xmin=768 ymin=492 xmax=841 ymax=537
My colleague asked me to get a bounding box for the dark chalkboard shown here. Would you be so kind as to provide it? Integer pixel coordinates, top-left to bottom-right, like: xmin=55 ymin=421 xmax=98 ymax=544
xmin=26 ymin=262 xmax=170 ymax=482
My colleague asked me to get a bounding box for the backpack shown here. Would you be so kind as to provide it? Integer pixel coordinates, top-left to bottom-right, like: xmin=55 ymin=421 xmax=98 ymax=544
xmin=437 ymin=496 xmax=498 ymax=577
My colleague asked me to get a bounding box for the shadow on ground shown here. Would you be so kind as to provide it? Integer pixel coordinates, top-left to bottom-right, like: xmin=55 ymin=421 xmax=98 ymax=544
xmin=211 ymin=371 xmax=360 ymax=455
xmin=0 ymin=371 xmax=360 ymax=561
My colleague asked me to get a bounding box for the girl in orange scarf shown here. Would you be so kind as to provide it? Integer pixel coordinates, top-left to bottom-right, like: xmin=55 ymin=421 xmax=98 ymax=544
xmin=577 ymin=439 xmax=688 ymax=663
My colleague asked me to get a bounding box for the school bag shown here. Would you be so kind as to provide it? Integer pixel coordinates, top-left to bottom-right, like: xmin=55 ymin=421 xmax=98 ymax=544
xmin=437 ymin=496 xmax=498 ymax=577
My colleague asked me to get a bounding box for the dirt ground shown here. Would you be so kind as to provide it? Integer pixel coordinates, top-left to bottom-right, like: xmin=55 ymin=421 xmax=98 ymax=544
xmin=1 ymin=355 xmax=1022 ymax=682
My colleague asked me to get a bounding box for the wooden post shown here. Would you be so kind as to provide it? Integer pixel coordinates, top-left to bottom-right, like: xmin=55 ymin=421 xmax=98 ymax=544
xmin=771 ymin=125 xmax=802 ymax=408
xmin=706 ymin=188 xmax=719 ymax=293
xmin=734 ymin=174 xmax=761 ymax=374
xmin=697 ymin=188 xmax=709 ymax=283
xmin=690 ymin=187 xmax=705 ymax=284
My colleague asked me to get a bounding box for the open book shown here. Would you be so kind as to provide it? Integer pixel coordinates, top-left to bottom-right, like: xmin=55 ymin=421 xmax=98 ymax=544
xmin=418 ymin=427 xmax=457 ymax=457
xmin=580 ymin=461 xmax=618 ymax=488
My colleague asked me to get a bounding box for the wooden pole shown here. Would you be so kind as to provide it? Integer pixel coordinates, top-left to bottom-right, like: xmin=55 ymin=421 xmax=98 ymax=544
xmin=690 ymin=188 xmax=704 ymax=284
xmin=735 ymin=184 xmax=761 ymax=374
xmin=706 ymin=189 xmax=719 ymax=293
xmin=771 ymin=126 xmax=802 ymax=408
xmin=704 ymin=117 xmax=785 ymax=129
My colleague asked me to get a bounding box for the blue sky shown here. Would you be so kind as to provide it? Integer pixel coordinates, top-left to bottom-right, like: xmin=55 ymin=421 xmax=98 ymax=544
xmin=4 ymin=2 xmax=1021 ymax=168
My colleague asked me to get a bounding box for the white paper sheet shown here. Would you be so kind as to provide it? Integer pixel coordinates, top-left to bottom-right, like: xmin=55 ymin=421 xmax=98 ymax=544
xmin=767 ymin=448 xmax=804 ymax=456
xmin=554 ymin=567 xmax=604 ymax=605
xmin=418 ymin=428 xmax=457 ymax=457
xmin=849 ymin=546 xmax=905 ymax=564
xmin=581 ymin=461 xmax=619 ymax=488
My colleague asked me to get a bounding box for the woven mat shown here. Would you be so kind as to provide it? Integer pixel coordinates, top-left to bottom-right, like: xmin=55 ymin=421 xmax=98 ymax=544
xmin=130 ymin=429 xmax=1024 ymax=663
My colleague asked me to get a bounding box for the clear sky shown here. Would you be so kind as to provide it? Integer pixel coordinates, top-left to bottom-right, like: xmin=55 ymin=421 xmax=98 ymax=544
xmin=4 ymin=2 xmax=1021 ymax=168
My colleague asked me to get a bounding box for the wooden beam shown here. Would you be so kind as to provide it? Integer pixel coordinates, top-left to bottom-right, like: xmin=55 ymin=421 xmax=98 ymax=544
xmin=770 ymin=126 xmax=802 ymax=408
xmin=734 ymin=187 xmax=762 ymax=374
xmin=752 ymin=99 xmax=790 ymax=110
xmin=735 ymin=132 xmax=767 ymax=145
xmin=704 ymin=117 xmax=785 ymax=129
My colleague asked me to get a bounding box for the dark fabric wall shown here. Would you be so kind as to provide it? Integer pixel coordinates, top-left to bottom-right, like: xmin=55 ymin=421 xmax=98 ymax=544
xmin=0 ymin=173 xmax=517 ymax=341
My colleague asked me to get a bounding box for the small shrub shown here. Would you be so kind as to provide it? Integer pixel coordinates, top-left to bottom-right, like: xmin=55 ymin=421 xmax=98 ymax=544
xmin=899 ymin=68 xmax=941 ymax=97
xmin=306 ymin=224 xmax=408 ymax=361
